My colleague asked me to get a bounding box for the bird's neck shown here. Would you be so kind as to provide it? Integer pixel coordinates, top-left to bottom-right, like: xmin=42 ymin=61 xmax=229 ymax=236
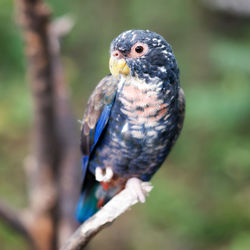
xmin=117 ymin=75 xmax=163 ymax=94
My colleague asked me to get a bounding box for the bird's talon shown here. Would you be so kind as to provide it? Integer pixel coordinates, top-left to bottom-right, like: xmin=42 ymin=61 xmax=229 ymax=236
xmin=95 ymin=167 xmax=103 ymax=182
xmin=95 ymin=167 xmax=113 ymax=183
xmin=126 ymin=177 xmax=152 ymax=203
xmin=141 ymin=182 xmax=153 ymax=193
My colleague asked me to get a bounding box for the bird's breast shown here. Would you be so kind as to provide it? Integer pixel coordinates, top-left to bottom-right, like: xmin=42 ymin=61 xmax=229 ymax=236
xmin=116 ymin=77 xmax=169 ymax=140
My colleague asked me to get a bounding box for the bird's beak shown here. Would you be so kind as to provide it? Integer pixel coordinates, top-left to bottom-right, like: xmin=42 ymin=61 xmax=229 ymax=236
xmin=109 ymin=56 xmax=130 ymax=78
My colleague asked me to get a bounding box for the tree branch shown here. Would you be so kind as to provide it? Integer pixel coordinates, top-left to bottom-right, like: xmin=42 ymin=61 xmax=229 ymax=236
xmin=16 ymin=0 xmax=80 ymax=249
xmin=48 ymin=15 xmax=80 ymax=248
xmin=0 ymin=199 xmax=35 ymax=248
xmin=60 ymin=182 xmax=153 ymax=250
xmin=201 ymin=0 xmax=250 ymax=17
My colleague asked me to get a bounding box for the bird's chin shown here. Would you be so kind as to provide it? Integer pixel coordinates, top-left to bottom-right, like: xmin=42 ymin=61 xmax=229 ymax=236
xmin=109 ymin=57 xmax=130 ymax=78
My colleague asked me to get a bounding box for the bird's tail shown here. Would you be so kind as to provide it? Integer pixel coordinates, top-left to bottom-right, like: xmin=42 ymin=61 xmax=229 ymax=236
xmin=75 ymin=174 xmax=122 ymax=223
xmin=75 ymin=181 xmax=99 ymax=223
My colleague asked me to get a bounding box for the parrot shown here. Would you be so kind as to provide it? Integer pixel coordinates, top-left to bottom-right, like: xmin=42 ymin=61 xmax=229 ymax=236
xmin=76 ymin=29 xmax=185 ymax=223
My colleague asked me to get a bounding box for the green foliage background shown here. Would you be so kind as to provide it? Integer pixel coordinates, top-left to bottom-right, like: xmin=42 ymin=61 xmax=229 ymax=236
xmin=1 ymin=0 xmax=250 ymax=249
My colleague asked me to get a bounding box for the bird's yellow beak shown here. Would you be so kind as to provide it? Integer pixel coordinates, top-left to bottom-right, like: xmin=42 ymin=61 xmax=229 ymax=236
xmin=109 ymin=57 xmax=130 ymax=78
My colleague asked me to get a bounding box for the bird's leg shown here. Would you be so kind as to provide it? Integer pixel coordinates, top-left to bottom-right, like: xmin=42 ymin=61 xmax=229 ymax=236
xmin=95 ymin=166 xmax=114 ymax=182
xmin=125 ymin=177 xmax=153 ymax=203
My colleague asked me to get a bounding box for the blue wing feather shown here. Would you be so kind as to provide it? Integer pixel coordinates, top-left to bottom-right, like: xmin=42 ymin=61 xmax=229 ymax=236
xmin=93 ymin=103 xmax=113 ymax=147
xmin=81 ymin=102 xmax=114 ymax=177
xmin=76 ymin=103 xmax=115 ymax=223
xmin=81 ymin=156 xmax=89 ymax=181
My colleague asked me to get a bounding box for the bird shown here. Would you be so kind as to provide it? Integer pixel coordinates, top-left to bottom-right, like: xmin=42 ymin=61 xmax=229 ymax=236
xmin=76 ymin=29 xmax=185 ymax=223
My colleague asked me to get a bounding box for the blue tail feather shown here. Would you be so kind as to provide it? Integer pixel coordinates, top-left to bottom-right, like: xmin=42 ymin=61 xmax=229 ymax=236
xmin=75 ymin=182 xmax=99 ymax=223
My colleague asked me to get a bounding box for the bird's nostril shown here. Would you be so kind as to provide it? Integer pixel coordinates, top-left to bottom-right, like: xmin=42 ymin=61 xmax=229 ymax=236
xmin=112 ymin=50 xmax=122 ymax=58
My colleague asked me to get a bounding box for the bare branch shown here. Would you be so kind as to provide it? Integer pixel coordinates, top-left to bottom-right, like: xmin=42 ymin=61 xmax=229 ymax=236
xmin=51 ymin=15 xmax=75 ymax=38
xmin=60 ymin=182 xmax=153 ymax=250
xmin=201 ymin=0 xmax=250 ymax=17
xmin=0 ymin=199 xmax=35 ymax=248
xmin=48 ymin=12 xmax=80 ymax=249
xmin=16 ymin=0 xmax=80 ymax=248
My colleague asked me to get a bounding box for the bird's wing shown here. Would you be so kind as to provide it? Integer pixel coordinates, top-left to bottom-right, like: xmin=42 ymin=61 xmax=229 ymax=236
xmin=80 ymin=74 xmax=118 ymax=178
xmin=176 ymin=87 xmax=185 ymax=135
xmin=170 ymin=87 xmax=185 ymax=147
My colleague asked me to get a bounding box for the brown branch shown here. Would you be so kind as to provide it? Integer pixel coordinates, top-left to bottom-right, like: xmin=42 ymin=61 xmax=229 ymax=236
xmin=16 ymin=1 xmax=59 ymax=248
xmin=15 ymin=0 xmax=80 ymax=249
xmin=17 ymin=0 xmax=58 ymax=208
xmin=51 ymin=15 xmax=75 ymax=39
xmin=0 ymin=199 xmax=35 ymax=248
xmin=60 ymin=182 xmax=153 ymax=250
xmin=48 ymin=15 xmax=80 ymax=248
xmin=201 ymin=0 xmax=250 ymax=17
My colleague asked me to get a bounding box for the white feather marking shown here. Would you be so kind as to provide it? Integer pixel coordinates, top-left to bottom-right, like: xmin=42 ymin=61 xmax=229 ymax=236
xmin=131 ymin=33 xmax=137 ymax=42
xmin=147 ymin=130 xmax=157 ymax=137
xmin=117 ymin=77 xmax=126 ymax=92
xmin=144 ymin=120 xmax=159 ymax=128
xmin=121 ymin=122 xmax=129 ymax=133
xmin=155 ymin=125 xmax=166 ymax=131
xmin=131 ymin=130 xmax=144 ymax=139
xmin=159 ymin=66 xmax=166 ymax=73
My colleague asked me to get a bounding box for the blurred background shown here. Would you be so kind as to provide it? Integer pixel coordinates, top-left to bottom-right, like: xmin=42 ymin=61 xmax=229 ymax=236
xmin=1 ymin=0 xmax=250 ymax=249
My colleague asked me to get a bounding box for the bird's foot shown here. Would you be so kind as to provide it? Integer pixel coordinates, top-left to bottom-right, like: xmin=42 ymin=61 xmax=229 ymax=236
xmin=125 ymin=177 xmax=153 ymax=203
xmin=95 ymin=167 xmax=114 ymax=182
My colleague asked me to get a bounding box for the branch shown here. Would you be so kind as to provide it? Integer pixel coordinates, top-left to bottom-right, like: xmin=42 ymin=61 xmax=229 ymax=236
xmin=60 ymin=182 xmax=153 ymax=250
xmin=49 ymin=14 xmax=80 ymax=248
xmin=51 ymin=15 xmax=75 ymax=40
xmin=201 ymin=0 xmax=250 ymax=17
xmin=17 ymin=0 xmax=58 ymax=211
xmin=16 ymin=0 xmax=80 ymax=248
xmin=0 ymin=199 xmax=35 ymax=248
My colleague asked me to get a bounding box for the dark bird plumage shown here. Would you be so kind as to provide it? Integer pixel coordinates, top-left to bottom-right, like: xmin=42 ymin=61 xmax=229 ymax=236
xmin=76 ymin=30 xmax=185 ymax=223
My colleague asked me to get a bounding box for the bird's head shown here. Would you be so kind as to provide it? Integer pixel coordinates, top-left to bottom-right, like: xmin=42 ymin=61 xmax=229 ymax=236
xmin=109 ymin=29 xmax=179 ymax=84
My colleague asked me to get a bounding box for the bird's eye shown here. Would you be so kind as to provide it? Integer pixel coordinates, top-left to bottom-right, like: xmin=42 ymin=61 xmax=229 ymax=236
xmin=128 ymin=42 xmax=149 ymax=58
xmin=135 ymin=46 xmax=144 ymax=53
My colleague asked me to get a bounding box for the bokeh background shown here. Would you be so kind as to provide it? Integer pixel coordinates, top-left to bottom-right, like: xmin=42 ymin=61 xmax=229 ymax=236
xmin=1 ymin=0 xmax=250 ymax=249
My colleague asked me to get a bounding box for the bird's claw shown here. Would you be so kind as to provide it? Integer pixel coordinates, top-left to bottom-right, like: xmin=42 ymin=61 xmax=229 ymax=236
xmin=95 ymin=167 xmax=114 ymax=182
xmin=125 ymin=177 xmax=153 ymax=203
